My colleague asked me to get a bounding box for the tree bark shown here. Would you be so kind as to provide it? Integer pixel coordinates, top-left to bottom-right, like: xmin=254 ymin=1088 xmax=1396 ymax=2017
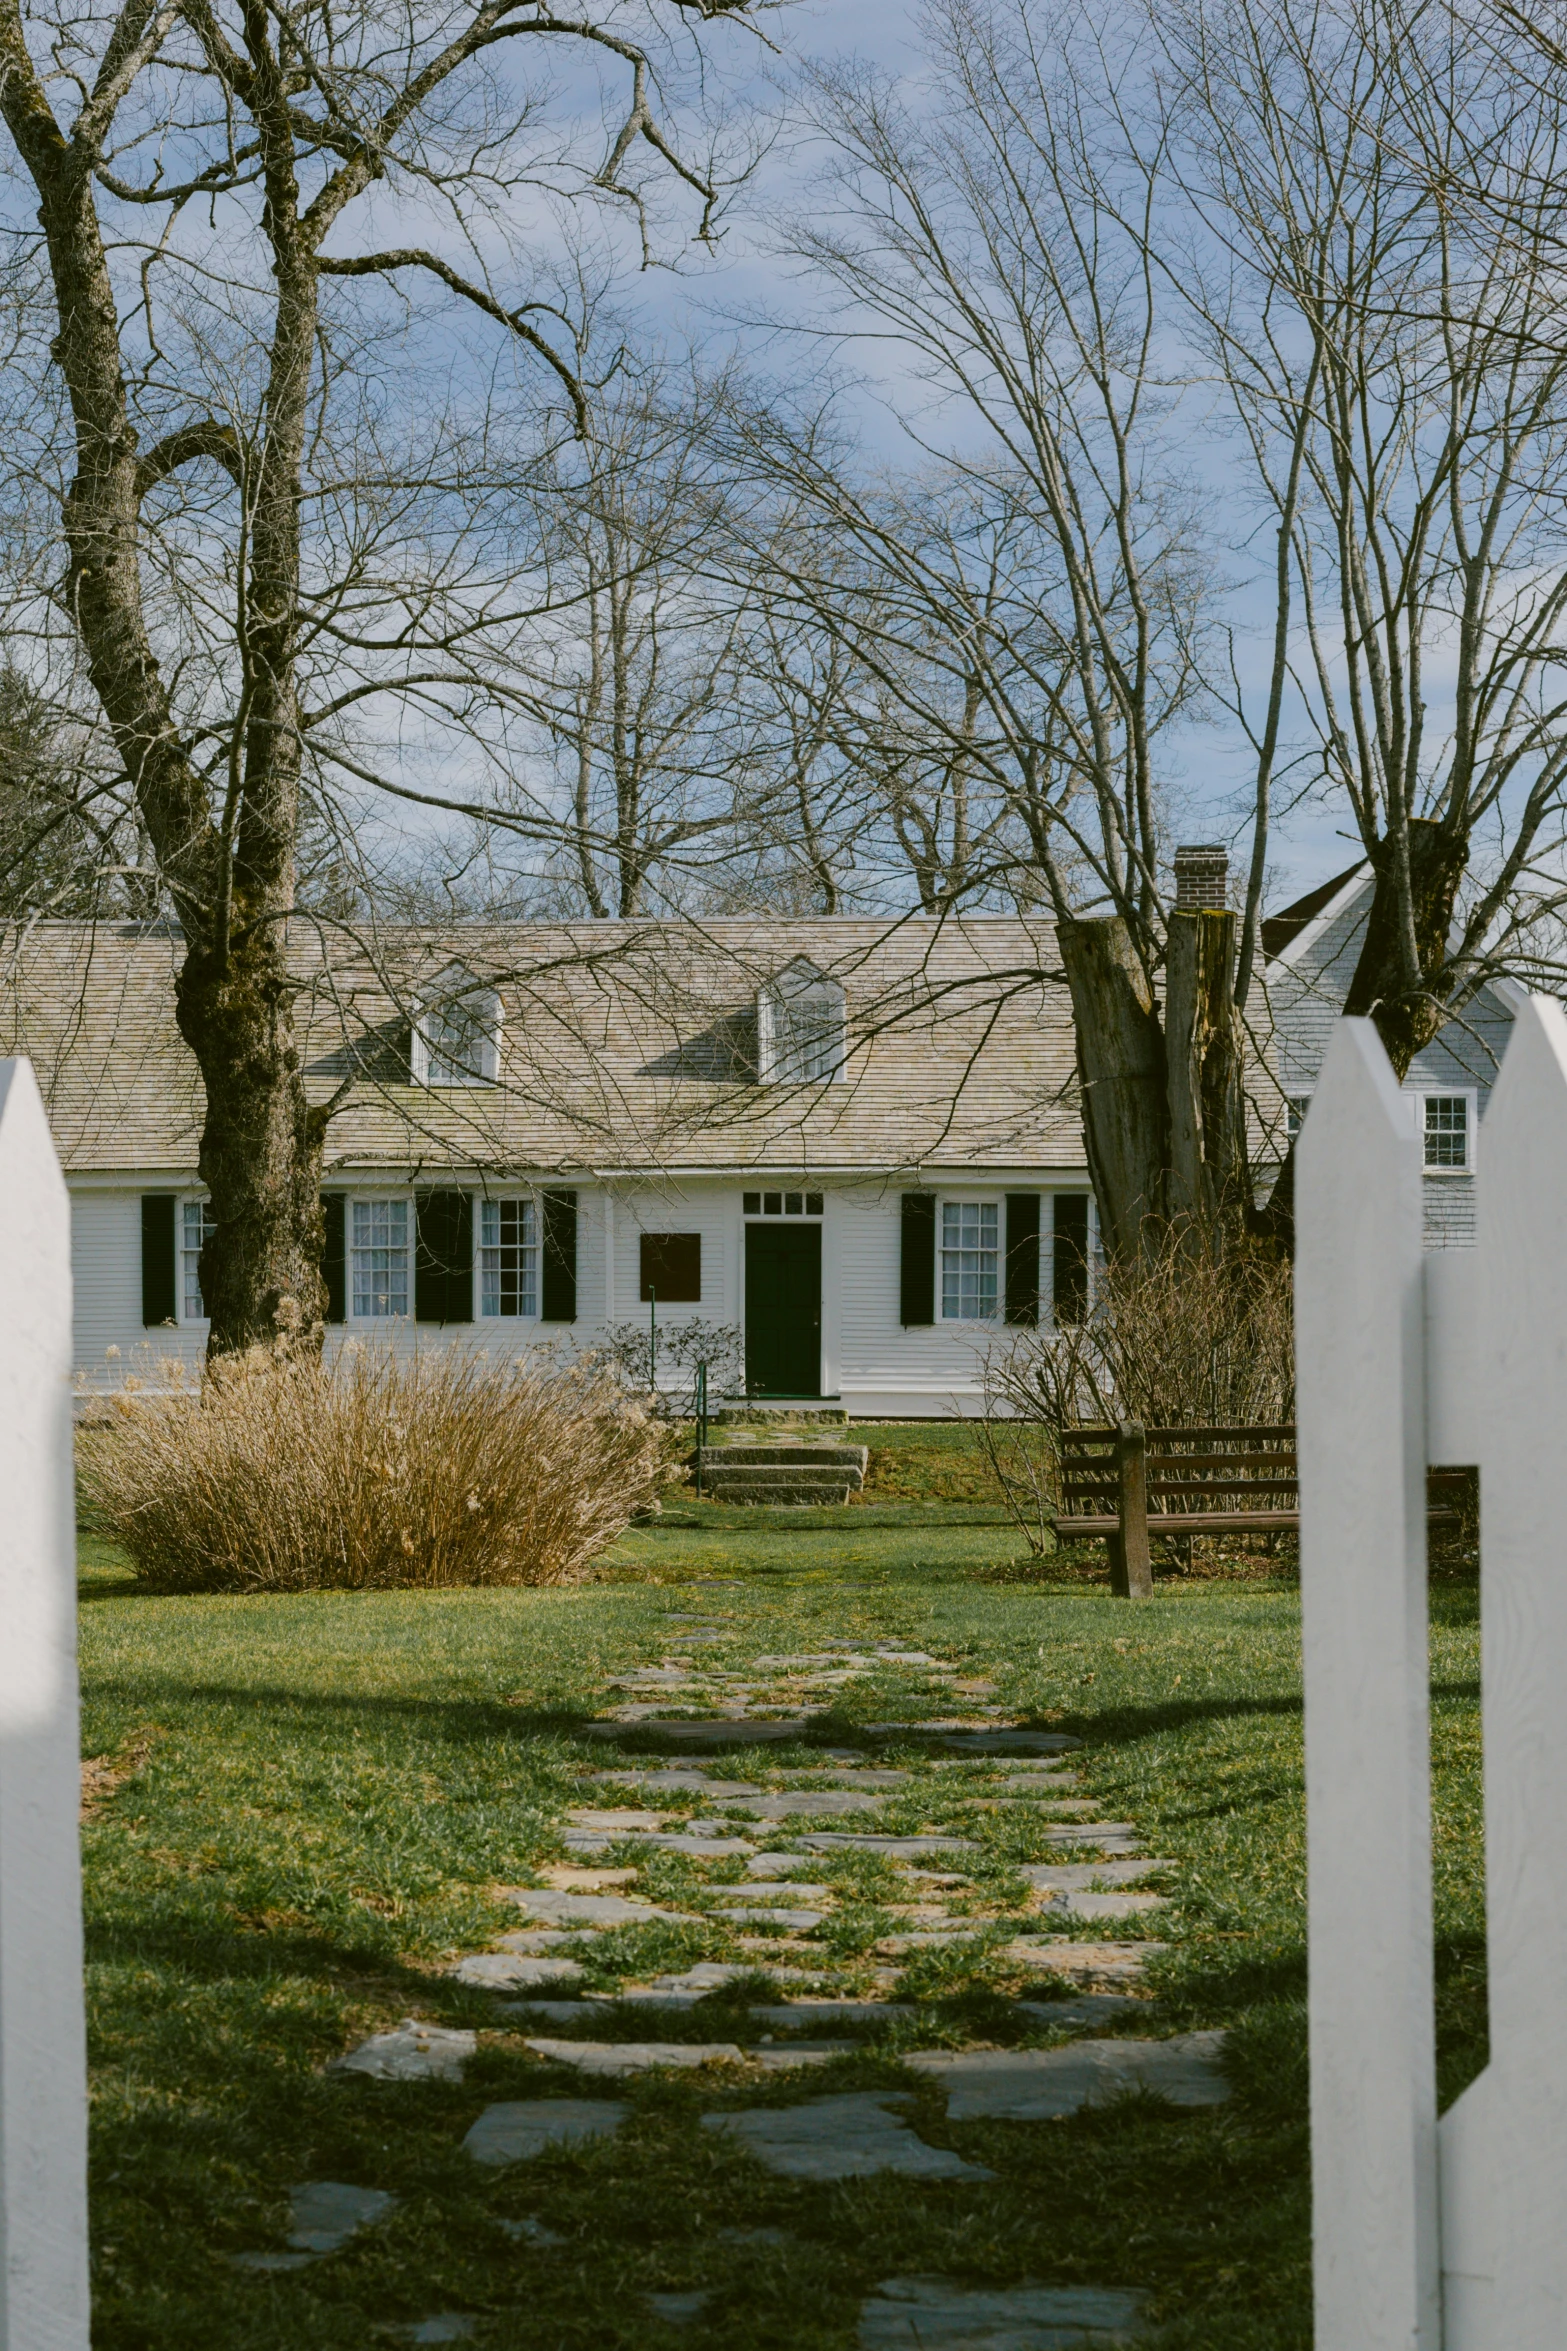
xmin=0 ymin=10 xmax=328 ymax=1359
xmin=1165 ymin=908 xmax=1250 ymax=1245
xmin=1340 ymin=819 xmax=1469 ymax=1069
xmin=1058 ymin=915 xmax=1169 ymax=1261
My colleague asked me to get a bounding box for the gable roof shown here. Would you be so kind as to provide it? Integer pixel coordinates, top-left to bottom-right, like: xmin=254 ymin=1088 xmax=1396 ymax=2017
xmin=0 ymin=916 xmax=1083 ymax=1180
xmin=1261 ymin=862 xmax=1369 ymax=964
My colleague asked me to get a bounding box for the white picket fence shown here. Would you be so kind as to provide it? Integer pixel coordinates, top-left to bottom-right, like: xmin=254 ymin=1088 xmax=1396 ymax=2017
xmin=0 ymin=1060 xmax=91 ymax=2348
xmin=1298 ymin=997 xmax=1567 ymax=2350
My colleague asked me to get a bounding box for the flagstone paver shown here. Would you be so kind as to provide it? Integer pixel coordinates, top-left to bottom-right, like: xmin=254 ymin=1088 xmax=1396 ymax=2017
xmin=462 ymin=2098 xmax=629 ymax=2166
xmin=332 ymin=2022 xmax=475 ymax=2082
xmin=905 ymin=2032 xmax=1229 ymax=2119
xmin=701 ymin=2092 xmax=996 ymax=2181
xmin=525 ymin=2036 xmax=847 ymax=2074
xmin=315 ymin=1631 xmax=1217 ymax=2338
xmin=453 ymin=1953 xmax=585 ymax=1989
xmin=1003 ymin=1942 xmax=1167 ymax=1985
xmin=503 ymin=1891 xmax=697 ymax=1926
xmin=1060 ymin=1892 xmax=1169 ymax=1922
xmin=857 ymin=2277 xmax=1147 ymax=2347
xmin=232 ymin=2179 xmax=398 ymax=2271
xmin=648 ymin=2290 xmax=712 ymax=2324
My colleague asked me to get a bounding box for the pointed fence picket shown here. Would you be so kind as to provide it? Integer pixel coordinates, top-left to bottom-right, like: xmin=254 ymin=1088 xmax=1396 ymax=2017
xmin=1299 ymin=998 xmax=1567 ymax=2349
xmin=0 ymin=1059 xmax=91 ymax=2347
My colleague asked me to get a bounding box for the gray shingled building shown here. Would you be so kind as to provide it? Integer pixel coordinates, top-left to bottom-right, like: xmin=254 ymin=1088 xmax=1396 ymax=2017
xmin=2 ymin=915 xmax=1096 ymax=1413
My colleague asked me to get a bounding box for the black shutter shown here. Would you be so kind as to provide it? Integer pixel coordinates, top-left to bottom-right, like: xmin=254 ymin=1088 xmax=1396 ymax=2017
xmin=541 ymin=1189 xmax=578 ymax=1322
xmin=322 ymin=1194 xmax=347 ymax=1324
xmin=140 ymin=1194 xmax=177 ymax=1326
xmin=1005 ymin=1193 xmax=1041 ymax=1326
xmin=1053 ymin=1193 xmax=1090 ymax=1325
xmin=415 ymin=1190 xmax=473 ymax=1323
xmin=899 ymin=1191 xmax=936 ymax=1326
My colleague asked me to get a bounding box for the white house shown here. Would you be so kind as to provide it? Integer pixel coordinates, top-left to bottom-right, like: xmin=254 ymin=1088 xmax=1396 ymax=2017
xmin=1261 ymin=863 xmax=1519 ymax=1247
xmin=2 ymin=915 xmax=1096 ymax=1415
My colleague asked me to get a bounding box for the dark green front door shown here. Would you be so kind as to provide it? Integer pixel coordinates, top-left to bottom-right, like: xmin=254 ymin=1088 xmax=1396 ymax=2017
xmin=745 ymin=1223 xmax=822 ymax=1397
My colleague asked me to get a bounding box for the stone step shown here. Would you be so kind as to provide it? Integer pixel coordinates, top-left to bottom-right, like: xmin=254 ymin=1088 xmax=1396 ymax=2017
xmin=701 ymin=1479 xmax=857 ymax=1506
xmin=698 ymin=1444 xmax=869 ymax=1470
xmin=702 ymin=1462 xmax=863 ymax=1490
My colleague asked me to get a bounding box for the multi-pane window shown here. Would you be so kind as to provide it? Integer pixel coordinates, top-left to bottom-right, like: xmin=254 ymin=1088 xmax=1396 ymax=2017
xmin=757 ymin=965 xmax=846 ymax=1084
xmin=743 ymin=1191 xmax=824 ymax=1216
xmin=941 ymin=1200 xmax=999 ymax=1319
xmin=480 ymin=1198 xmax=537 ymax=1318
xmin=352 ymin=1199 xmax=409 ymax=1317
xmin=414 ymin=973 xmax=500 ymax=1085
xmin=1286 ymin=1095 xmax=1311 ymax=1138
xmin=1423 ymin=1095 xmax=1470 ymax=1171
xmin=181 ymin=1199 xmax=215 ymax=1320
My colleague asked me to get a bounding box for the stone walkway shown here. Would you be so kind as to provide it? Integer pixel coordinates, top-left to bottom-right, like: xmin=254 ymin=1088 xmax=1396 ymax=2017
xmin=237 ymin=1622 xmax=1225 ymax=2345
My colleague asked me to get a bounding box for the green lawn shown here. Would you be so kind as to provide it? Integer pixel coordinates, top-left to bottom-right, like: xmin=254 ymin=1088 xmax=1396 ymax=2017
xmin=77 ymin=1521 xmax=1484 ymax=2349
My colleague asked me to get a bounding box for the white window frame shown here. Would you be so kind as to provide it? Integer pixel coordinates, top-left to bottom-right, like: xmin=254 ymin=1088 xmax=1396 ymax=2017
xmin=1411 ymin=1088 xmax=1477 ymax=1176
xmin=479 ymin=1195 xmax=539 ymax=1321
xmin=350 ymin=1195 xmax=412 ymax=1319
xmin=757 ymin=961 xmax=847 ymax=1085
xmin=939 ymin=1195 xmax=1002 ymax=1322
xmin=411 ymin=970 xmax=502 ymax=1087
xmin=180 ymin=1195 xmax=215 ymax=1323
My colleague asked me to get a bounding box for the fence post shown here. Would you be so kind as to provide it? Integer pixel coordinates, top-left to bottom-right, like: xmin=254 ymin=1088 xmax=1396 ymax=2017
xmin=1116 ymin=1421 xmax=1153 ymax=1599
xmin=0 ymin=1060 xmax=91 ymax=2348
xmin=1296 ymin=1020 xmax=1438 ymax=2351
xmin=1435 ymin=994 xmax=1567 ymax=2348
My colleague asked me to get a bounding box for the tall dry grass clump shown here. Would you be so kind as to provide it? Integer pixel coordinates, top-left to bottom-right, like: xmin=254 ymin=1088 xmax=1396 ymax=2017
xmin=978 ymin=1242 xmax=1294 ymax=1553
xmin=81 ymin=1346 xmax=670 ymax=1592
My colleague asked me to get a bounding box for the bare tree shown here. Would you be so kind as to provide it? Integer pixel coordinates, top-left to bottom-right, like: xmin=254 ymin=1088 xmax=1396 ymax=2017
xmin=1166 ymin=0 xmax=1567 ymax=1238
xmin=0 ymin=0 xmax=773 ymax=1356
xmin=742 ymin=1 xmax=1253 ymax=1257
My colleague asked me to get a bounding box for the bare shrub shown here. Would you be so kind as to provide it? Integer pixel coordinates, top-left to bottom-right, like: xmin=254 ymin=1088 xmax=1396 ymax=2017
xmin=595 ymin=1319 xmax=745 ymax=1419
xmin=978 ymin=1245 xmax=1295 ymax=1554
xmin=80 ymin=1347 xmax=669 ymax=1593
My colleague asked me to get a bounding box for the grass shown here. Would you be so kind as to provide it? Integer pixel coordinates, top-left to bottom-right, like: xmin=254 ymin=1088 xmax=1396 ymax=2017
xmin=76 ymin=1514 xmax=1484 ymax=2350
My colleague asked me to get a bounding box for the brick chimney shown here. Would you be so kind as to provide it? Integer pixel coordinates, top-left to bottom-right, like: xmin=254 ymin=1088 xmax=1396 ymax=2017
xmin=1173 ymin=843 xmax=1230 ymax=911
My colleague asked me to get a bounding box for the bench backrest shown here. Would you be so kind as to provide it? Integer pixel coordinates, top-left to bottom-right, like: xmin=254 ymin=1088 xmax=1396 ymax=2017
xmin=1059 ymin=1424 xmax=1298 ymax=1515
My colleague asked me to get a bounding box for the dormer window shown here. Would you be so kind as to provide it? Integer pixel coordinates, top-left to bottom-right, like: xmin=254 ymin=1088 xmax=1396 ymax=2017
xmin=757 ymin=960 xmax=846 ymax=1085
xmin=412 ymin=971 xmax=501 ymax=1086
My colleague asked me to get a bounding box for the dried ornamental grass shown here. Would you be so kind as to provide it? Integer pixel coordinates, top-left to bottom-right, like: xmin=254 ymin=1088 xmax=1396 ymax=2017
xmin=81 ymin=1346 xmax=669 ymax=1593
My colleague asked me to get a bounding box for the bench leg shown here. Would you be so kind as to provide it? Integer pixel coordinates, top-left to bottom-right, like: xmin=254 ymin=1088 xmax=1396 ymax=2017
xmin=1117 ymin=1420 xmax=1154 ymax=1600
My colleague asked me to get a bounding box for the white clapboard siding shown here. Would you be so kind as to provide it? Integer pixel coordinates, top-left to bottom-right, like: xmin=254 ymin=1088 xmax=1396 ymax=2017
xmin=0 ymin=1062 xmax=91 ymax=2347
xmin=1296 ymin=1019 xmax=1439 ymax=2351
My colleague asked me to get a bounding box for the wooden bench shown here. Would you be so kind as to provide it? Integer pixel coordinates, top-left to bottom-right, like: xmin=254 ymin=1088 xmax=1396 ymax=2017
xmin=1060 ymin=1422 xmax=1298 ymax=1598
xmin=1060 ymin=1423 xmax=1468 ymax=1597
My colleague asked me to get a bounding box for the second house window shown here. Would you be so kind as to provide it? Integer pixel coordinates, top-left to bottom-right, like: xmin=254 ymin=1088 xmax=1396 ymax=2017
xmin=941 ymin=1200 xmax=999 ymax=1319
xmin=181 ymin=1199 xmax=215 ymax=1321
xmin=352 ymin=1199 xmax=409 ymax=1318
xmin=480 ymin=1199 xmax=538 ymax=1318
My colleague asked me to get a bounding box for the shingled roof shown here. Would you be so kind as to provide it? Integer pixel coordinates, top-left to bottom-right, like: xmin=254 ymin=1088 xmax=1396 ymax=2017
xmin=0 ymin=916 xmax=1082 ymax=1179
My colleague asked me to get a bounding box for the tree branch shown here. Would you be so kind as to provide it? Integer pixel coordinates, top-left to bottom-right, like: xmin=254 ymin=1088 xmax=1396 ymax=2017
xmin=316 ymin=249 xmax=587 ymax=432
xmin=134 ymin=418 xmax=244 ymax=498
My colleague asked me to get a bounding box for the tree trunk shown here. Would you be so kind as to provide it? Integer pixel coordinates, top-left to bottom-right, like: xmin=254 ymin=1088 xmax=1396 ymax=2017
xmin=176 ymin=941 xmax=327 ymax=1356
xmin=1165 ymin=908 xmax=1250 ymax=1244
xmin=1058 ymin=915 xmax=1169 ymax=1261
xmin=0 ymin=15 xmax=328 ymax=1361
xmin=1341 ymin=819 xmax=1469 ymax=1067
